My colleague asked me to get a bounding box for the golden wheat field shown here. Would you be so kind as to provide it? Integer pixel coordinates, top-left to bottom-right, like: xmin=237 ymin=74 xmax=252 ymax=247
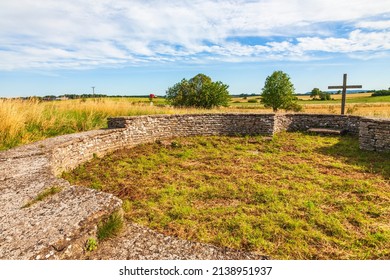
xmin=0 ymin=97 xmax=389 ymax=150
xmin=296 ymin=92 xmax=373 ymax=100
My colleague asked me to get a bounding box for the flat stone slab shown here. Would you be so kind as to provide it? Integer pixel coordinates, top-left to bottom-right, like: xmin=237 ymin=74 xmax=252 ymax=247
xmin=307 ymin=128 xmax=342 ymax=135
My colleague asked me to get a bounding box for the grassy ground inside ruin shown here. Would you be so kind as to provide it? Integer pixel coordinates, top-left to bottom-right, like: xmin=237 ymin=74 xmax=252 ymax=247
xmin=63 ymin=132 xmax=390 ymax=259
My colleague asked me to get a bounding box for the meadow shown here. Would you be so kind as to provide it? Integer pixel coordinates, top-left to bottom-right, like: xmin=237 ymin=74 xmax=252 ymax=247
xmin=63 ymin=133 xmax=390 ymax=259
xmin=1 ymin=94 xmax=389 ymax=150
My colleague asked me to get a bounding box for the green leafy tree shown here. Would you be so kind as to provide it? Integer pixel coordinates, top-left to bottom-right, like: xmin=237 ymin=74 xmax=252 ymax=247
xmin=166 ymin=74 xmax=230 ymax=109
xmin=310 ymin=88 xmax=321 ymax=99
xmin=318 ymin=91 xmax=331 ymax=100
xmin=310 ymin=88 xmax=331 ymax=100
xmin=261 ymin=71 xmax=300 ymax=112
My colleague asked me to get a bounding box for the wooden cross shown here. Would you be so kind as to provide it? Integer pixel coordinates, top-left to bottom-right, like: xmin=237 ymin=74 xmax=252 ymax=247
xmin=328 ymin=74 xmax=362 ymax=115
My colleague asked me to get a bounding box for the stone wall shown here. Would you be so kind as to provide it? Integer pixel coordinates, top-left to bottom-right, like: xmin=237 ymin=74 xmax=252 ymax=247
xmin=109 ymin=113 xmax=275 ymax=137
xmin=1 ymin=113 xmax=389 ymax=259
xmin=274 ymin=114 xmax=361 ymax=135
xmin=44 ymin=113 xmax=390 ymax=175
xmin=359 ymin=117 xmax=390 ymax=152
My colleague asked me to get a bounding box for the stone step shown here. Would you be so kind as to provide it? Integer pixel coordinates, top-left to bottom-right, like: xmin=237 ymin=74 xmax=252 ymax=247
xmin=0 ymin=136 xmax=122 ymax=260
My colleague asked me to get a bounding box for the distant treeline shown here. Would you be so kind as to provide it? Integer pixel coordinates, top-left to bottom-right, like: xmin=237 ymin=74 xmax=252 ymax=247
xmin=36 ymin=94 xmax=163 ymax=100
xmin=60 ymin=94 xmax=161 ymax=99
xmin=371 ymin=90 xmax=390 ymax=97
xmin=232 ymin=93 xmax=259 ymax=97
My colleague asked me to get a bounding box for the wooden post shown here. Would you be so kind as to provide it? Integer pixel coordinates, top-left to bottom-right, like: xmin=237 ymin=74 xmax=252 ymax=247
xmin=341 ymin=74 xmax=347 ymax=115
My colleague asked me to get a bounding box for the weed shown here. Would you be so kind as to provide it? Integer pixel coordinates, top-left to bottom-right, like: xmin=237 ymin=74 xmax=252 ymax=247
xmin=97 ymin=212 xmax=124 ymax=241
xmin=327 ymin=106 xmax=337 ymax=114
xmin=346 ymin=105 xmax=358 ymax=115
xmin=170 ymin=141 xmax=182 ymax=148
xmin=85 ymin=237 xmax=98 ymax=251
xmin=122 ymin=199 xmax=132 ymax=213
xmin=22 ymin=186 xmax=62 ymax=208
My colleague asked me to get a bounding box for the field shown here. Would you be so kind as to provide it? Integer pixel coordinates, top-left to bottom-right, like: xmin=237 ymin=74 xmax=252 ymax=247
xmin=296 ymin=92 xmax=373 ymax=101
xmin=63 ymin=133 xmax=390 ymax=259
xmin=231 ymin=93 xmax=390 ymax=116
xmin=1 ymin=94 xmax=390 ymax=150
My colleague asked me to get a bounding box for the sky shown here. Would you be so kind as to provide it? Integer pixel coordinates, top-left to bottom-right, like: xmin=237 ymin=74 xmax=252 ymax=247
xmin=1 ymin=0 xmax=390 ymax=97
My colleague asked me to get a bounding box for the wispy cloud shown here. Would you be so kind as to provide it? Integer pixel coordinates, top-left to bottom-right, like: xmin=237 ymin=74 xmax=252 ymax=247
xmin=0 ymin=0 xmax=390 ymax=70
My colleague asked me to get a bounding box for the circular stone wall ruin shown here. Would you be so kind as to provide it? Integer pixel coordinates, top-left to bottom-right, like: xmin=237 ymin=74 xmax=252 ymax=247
xmin=0 ymin=113 xmax=389 ymax=259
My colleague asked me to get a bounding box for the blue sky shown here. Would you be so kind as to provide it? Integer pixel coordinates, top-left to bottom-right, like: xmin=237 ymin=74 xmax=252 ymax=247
xmin=1 ymin=0 xmax=390 ymax=97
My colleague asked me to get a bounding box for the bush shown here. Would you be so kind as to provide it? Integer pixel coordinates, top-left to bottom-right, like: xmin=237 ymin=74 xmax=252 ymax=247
xmin=319 ymin=92 xmax=331 ymax=100
xmin=166 ymin=74 xmax=230 ymax=108
xmin=311 ymin=88 xmax=331 ymax=100
xmin=371 ymin=90 xmax=390 ymax=97
xmin=285 ymin=102 xmax=304 ymax=112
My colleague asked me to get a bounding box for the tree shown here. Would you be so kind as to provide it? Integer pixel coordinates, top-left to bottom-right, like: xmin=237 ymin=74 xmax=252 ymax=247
xmin=261 ymin=70 xmax=300 ymax=112
xmin=166 ymin=74 xmax=230 ymax=108
xmin=318 ymin=91 xmax=331 ymax=100
xmin=310 ymin=88 xmax=321 ymax=99
xmin=310 ymin=88 xmax=331 ymax=100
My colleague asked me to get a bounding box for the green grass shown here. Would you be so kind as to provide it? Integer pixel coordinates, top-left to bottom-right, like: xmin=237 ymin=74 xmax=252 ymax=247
xmin=22 ymin=186 xmax=62 ymax=208
xmin=63 ymin=132 xmax=390 ymax=259
xmin=97 ymin=212 xmax=124 ymax=241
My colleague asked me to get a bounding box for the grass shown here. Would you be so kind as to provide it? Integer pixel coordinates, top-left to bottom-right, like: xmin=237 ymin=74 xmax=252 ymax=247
xmin=22 ymin=186 xmax=62 ymax=208
xmin=297 ymin=93 xmax=390 ymax=104
xmin=63 ymin=133 xmax=390 ymax=259
xmin=97 ymin=212 xmax=124 ymax=241
xmin=1 ymin=95 xmax=389 ymax=150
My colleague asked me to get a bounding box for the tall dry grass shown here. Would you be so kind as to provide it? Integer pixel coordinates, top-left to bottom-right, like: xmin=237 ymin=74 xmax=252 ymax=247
xmin=302 ymin=103 xmax=390 ymax=118
xmin=0 ymin=98 xmax=45 ymax=149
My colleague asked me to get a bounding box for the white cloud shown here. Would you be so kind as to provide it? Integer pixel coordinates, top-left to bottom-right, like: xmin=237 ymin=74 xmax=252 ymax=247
xmin=296 ymin=30 xmax=390 ymax=53
xmin=0 ymin=0 xmax=390 ymax=70
xmin=356 ymin=20 xmax=390 ymax=30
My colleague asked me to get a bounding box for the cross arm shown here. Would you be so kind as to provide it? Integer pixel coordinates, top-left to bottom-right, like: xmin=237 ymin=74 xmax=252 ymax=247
xmin=328 ymin=85 xmax=362 ymax=89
